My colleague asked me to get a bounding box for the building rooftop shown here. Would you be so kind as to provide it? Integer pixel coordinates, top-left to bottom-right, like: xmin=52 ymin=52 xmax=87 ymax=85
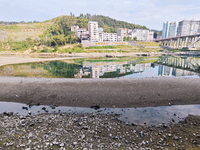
xmin=88 ymin=21 xmax=98 ymax=23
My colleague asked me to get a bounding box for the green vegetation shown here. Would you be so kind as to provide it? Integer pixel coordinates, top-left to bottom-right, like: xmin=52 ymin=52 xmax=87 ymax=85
xmin=43 ymin=61 xmax=81 ymax=78
xmin=136 ymin=42 xmax=160 ymax=46
xmin=86 ymin=46 xmax=115 ymax=49
xmin=0 ymin=14 xmax=149 ymax=52
xmin=100 ymin=71 xmax=133 ymax=78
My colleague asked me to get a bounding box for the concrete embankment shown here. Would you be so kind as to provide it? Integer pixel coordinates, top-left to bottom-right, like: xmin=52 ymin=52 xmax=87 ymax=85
xmin=0 ymin=77 xmax=200 ymax=108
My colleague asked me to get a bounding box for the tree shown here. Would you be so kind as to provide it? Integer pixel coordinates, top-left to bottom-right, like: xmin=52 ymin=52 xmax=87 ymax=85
xmin=123 ymin=37 xmax=127 ymax=41
xmin=127 ymin=37 xmax=131 ymax=41
xmin=134 ymin=37 xmax=137 ymax=41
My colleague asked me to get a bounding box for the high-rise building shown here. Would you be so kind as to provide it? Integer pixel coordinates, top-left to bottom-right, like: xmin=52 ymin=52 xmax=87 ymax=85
xmin=162 ymin=22 xmax=170 ymax=38
xmin=88 ymin=21 xmax=99 ymax=42
xmin=168 ymin=22 xmax=178 ymax=37
xmin=162 ymin=22 xmax=178 ymax=38
xmin=177 ymin=20 xmax=200 ymax=36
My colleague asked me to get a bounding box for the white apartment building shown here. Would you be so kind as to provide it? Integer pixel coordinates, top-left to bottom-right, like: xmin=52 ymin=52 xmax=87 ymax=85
xmin=71 ymin=25 xmax=79 ymax=37
xmin=103 ymin=33 xmax=117 ymax=41
xmin=177 ymin=20 xmax=200 ymax=36
xmin=77 ymin=28 xmax=87 ymax=38
xmin=132 ymin=29 xmax=154 ymax=41
xmin=88 ymin=21 xmax=99 ymax=42
xmin=71 ymin=25 xmax=79 ymax=32
xmin=98 ymin=27 xmax=104 ymax=42
xmin=117 ymin=28 xmax=127 ymax=38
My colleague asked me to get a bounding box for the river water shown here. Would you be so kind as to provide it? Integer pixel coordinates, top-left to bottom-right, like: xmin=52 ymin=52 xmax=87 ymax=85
xmin=0 ymin=56 xmax=200 ymax=78
xmin=0 ymin=56 xmax=200 ymax=126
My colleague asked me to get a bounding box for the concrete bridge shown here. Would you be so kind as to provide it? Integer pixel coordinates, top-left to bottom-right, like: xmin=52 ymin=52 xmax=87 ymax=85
xmin=155 ymin=34 xmax=200 ymax=49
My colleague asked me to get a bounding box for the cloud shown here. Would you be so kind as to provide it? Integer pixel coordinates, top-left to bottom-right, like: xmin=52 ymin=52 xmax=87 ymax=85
xmin=0 ymin=0 xmax=200 ymax=30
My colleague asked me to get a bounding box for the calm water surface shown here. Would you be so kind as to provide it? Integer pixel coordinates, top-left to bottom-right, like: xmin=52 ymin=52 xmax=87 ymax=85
xmin=0 ymin=56 xmax=200 ymax=78
xmin=1 ymin=101 xmax=200 ymax=126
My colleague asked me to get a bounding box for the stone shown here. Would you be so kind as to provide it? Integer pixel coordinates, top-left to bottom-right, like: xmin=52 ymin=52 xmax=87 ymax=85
xmin=73 ymin=142 xmax=77 ymax=146
xmin=174 ymin=135 xmax=178 ymax=140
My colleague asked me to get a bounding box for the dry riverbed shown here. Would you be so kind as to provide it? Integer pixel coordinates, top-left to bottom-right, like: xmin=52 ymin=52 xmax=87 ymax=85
xmin=1 ymin=112 xmax=200 ymax=150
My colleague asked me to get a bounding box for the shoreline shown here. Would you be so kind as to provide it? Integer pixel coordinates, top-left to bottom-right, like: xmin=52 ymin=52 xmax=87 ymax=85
xmin=0 ymin=76 xmax=200 ymax=108
xmin=1 ymin=51 xmax=200 ymax=67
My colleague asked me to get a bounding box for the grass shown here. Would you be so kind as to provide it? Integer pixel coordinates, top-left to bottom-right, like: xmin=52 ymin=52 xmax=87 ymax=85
xmin=136 ymin=41 xmax=160 ymax=46
xmin=0 ymin=21 xmax=53 ymax=42
xmin=86 ymin=46 xmax=115 ymax=49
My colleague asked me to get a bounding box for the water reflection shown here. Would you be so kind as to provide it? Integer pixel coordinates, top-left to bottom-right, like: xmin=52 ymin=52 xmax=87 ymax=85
xmin=75 ymin=61 xmax=152 ymax=78
xmin=0 ymin=56 xmax=200 ymax=78
xmin=1 ymin=101 xmax=200 ymax=126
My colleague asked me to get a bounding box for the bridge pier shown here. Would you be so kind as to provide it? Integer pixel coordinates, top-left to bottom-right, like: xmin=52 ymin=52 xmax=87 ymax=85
xmin=170 ymin=39 xmax=173 ymax=48
xmin=177 ymin=38 xmax=180 ymax=49
xmin=180 ymin=38 xmax=183 ymax=48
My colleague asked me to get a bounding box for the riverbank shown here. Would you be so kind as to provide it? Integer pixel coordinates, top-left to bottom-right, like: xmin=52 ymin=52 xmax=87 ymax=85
xmin=0 ymin=111 xmax=200 ymax=149
xmin=0 ymin=77 xmax=200 ymax=108
xmin=1 ymin=50 xmax=200 ymax=67
xmin=0 ymin=56 xmax=85 ymax=67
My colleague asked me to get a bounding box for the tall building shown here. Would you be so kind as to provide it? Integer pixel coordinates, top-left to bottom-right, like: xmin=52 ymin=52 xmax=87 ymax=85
xmin=177 ymin=20 xmax=200 ymax=36
xmin=88 ymin=21 xmax=99 ymax=42
xmin=162 ymin=22 xmax=178 ymax=38
xmin=162 ymin=22 xmax=170 ymax=38
xmin=132 ymin=29 xmax=154 ymax=41
xmin=168 ymin=22 xmax=178 ymax=37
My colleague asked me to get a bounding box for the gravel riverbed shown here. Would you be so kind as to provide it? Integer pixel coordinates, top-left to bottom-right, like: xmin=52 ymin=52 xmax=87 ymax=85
xmin=0 ymin=111 xmax=200 ymax=150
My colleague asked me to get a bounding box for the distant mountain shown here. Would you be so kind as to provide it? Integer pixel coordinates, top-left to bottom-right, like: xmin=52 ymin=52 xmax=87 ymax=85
xmin=46 ymin=14 xmax=149 ymax=36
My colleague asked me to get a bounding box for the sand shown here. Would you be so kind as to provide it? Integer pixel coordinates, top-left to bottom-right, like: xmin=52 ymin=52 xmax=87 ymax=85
xmin=0 ymin=76 xmax=200 ymax=108
xmin=0 ymin=56 xmax=84 ymax=67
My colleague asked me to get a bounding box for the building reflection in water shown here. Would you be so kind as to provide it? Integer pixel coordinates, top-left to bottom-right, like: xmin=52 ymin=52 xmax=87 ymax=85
xmin=157 ymin=57 xmax=200 ymax=77
xmin=75 ymin=60 xmax=152 ymax=78
xmin=157 ymin=65 xmax=197 ymax=77
xmin=75 ymin=57 xmax=200 ymax=78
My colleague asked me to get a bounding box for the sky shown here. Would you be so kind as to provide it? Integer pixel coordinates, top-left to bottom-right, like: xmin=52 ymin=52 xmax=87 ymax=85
xmin=1 ymin=0 xmax=200 ymax=30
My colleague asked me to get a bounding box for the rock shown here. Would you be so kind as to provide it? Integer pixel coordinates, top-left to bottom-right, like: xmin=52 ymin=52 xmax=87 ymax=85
xmin=59 ymin=143 xmax=64 ymax=147
xmin=22 ymin=106 xmax=28 ymax=110
xmin=29 ymin=123 xmax=35 ymax=127
xmin=141 ymin=131 xmax=144 ymax=136
xmin=53 ymin=141 xmax=59 ymax=146
xmin=81 ymin=134 xmax=85 ymax=139
xmin=90 ymin=105 xmax=100 ymax=110
xmin=42 ymin=107 xmax=46 ymax=111
xmin=20 ymin=115 xmax=26 ymax=119
xmin=174 ymin=135 xmax=178 ymax=140
xmin=66 ymin=139 xmax=70 ymax=142
xmin=28 ymin=111 xmax=31 ymax=115
xmin=73 ymin=142 xmax=77 ymax=146
xmin=3 ymin=112 xmax=13 ymax=117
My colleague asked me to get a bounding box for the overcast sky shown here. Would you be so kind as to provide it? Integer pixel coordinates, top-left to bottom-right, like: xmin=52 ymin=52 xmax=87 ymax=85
xmin=1 ymin=0 xmax=200 ymax=30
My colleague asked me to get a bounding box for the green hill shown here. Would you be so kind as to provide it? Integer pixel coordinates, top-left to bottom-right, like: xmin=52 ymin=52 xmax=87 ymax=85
xmin=0 ymin=14 xmax=149 ymax=52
